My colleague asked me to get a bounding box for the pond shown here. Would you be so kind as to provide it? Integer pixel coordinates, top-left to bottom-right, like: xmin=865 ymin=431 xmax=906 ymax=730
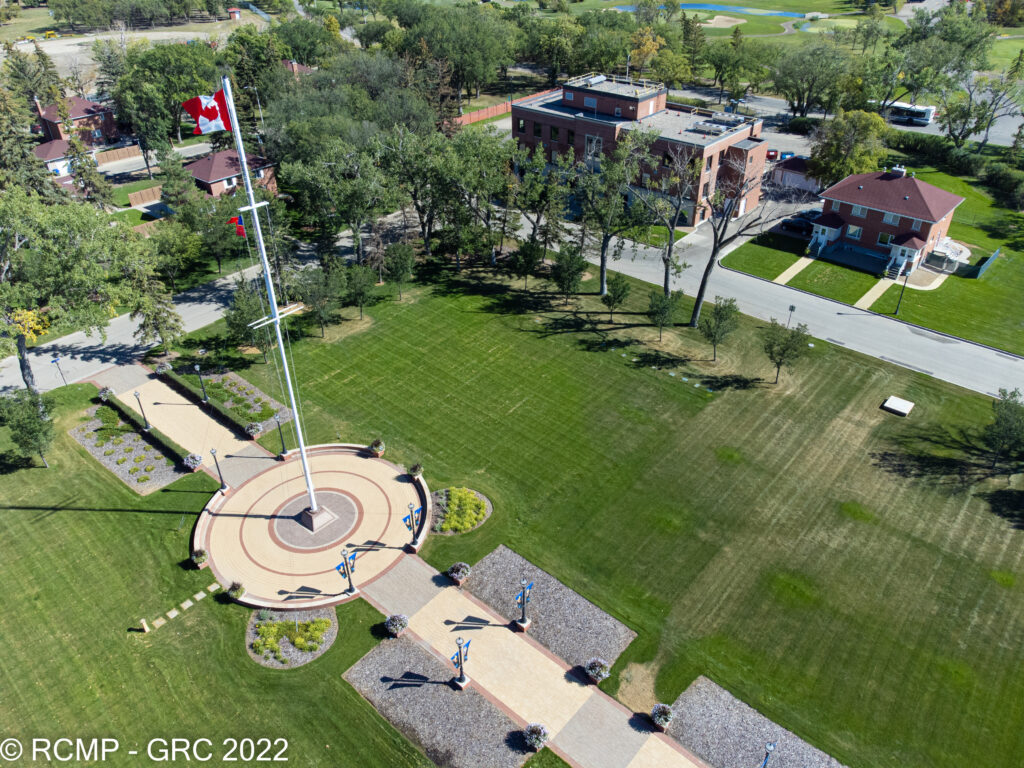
xmin=613 ymin=3 xmax=806 ymax=17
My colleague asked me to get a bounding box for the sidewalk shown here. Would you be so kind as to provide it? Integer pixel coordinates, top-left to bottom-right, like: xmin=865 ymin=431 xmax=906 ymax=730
xmin=362 ymin=557 xmax=708 ymax=768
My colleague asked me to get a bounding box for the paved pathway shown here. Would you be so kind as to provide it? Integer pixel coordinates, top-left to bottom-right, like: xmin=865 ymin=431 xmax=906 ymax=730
xmin=853 ymin=277 xmax=896 ymax=310
xmin=362 ymin=558 xmax=709 ymax=768
xmin=772 ymin=256 xmax=813 ymax=284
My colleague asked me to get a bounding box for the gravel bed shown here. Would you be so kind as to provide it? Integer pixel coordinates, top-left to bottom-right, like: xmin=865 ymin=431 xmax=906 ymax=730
xmin=430 ymin=487 xmax=493 ymax=535
xmin=244 ymin=607 xmax=338 ymax=669
xmin=668 ymin=676 xmax=847 ymax=768
xmin=70 ymin=407 xmax=185 ymax=494
xmin=345 ymin=636 xmax=529 ymax=768
xmin=212 ymin=371 xmax=291 ymax=434
xmin=465 ymin=545 xmax=636 ymax=669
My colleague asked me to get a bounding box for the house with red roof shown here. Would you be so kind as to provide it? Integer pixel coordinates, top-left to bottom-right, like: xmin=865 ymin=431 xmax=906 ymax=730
xmin=35 ymin=96 xmax=118 ymax=147
xmin=810 ymin=166 xmax=965 ymax=277
xmin=33 ymin=139 xmax=73 ymax=176
xmin=183 ymin=149 xmax=277 ymax=198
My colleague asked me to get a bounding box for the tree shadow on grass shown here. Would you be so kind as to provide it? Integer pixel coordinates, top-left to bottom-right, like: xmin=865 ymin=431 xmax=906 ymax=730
xmin=871 ymin=425 xmax=1005 ymax=489
xmin=976 ymin=488 xmax=1024 ymax=529
xmin=699 ymin=373 xmax=765 ymax=391
xmin=0 ymin=450 xmax=33 ymax=475
xmin=629 ymin=349 xmax=691 ymax=369
xmin=576 ymin=337 xmax=643 ymax=354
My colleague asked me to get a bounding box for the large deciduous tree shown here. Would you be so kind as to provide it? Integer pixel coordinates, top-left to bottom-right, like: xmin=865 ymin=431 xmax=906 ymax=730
xmin=773 ymin=39 xmax=847 ymax=117
xmin=1 ymin=389 xmax=55 ymax=467
xmin=807 ymin=110 xmax=889 ymax=187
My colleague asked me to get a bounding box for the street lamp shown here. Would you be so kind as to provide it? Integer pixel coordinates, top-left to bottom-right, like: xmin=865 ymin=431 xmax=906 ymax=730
xmin=405 ymin=502 xmax=419 ymax=547
xmin=339 ymin=546 xmax=357 ymax=595
xmin=210 ymin=448 xmax=227 ymax=492
xmin=760 ymin=741 xmax=777 ymax=768
xmin=452 ymin=636 xmax=470 ymax=690
xmin=50 ymin=356 xmax=67 ymax=387
xmin=273 ymin=412 xmax=286 ymax=459
xmin=194 ymin=363 xmax=209 ymax=403
xmin=786 ymin=304 xmax=796 ymax=328
xmin=515 ymin=577 xmax=533 ymax=632
xmin=133 ymin=391 xmax=151 ymax=431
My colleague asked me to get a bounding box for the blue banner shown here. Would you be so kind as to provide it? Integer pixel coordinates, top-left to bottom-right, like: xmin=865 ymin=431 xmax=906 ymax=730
xmin=403 ymin=514 xmax=413 ymax=531
xmin=462 ymin=640 xmax=471 ymax=660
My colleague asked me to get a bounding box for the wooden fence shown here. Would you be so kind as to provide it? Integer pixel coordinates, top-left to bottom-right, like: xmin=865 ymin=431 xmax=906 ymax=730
xmin=94 ymin=144 xmax=141 ymax=165
xmin=132 ymin=221 xmax=160 ymax=237
xmin=128 ymin=185 xmax=162 ymax=208
xmin=456 ymin=88 xmax=560 ymax=126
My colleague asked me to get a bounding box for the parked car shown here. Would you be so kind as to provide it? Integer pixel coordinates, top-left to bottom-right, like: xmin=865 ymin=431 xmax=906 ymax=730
xmin=766 ymin=149 xmax=779 ymax=161
xmin=780 ymin=217 xmax=813 ymax=236
xmin=780 ymin=151 xmax=795 ymax=160
xmin=795 ymin=209 xmax=820 ymax=221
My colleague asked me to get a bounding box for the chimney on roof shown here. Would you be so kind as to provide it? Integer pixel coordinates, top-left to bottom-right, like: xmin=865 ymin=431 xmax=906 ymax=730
xmin=858 ymin=185 xmax=863 ymax=190
xmin=892 ymin=164 xmax=907 ymax=177
xmin=34 ymin=97 xmax=43 ymax=118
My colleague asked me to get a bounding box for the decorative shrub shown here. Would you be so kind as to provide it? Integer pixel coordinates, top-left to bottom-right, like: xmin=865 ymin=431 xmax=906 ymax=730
xmin=409 ymin=463 xmax=423 ymax=477
xmin=96 ymin=405 xmax=119 ymax=428
xmin=155 ymin=362 xmax=172 ymax=374
xmin=651 ymin=703 xmax=674 ymax=727
xmin=245 ymin=421 xmax=261 ymax=437
xmin=257 ymin=608 xmax=272 ymax=621
xmin=184 ymin=453 xmax=203 ymax=470
xmin=585 ymin=657 xmax=610 ymax=683
xmin=98 ymin=387 xmax=114 ymax=402
xmin=116 ymin=457 xmax=127 ymax=465
xmin=523 ymin=723 xmax=549 ymax=751
xmin=144 ymin=464 xmax=155 ymax=472
xmin=252 ymin=618 xmax=331 ymax=662
xmin=385 ymin=614 xmax=409 ymax=637
xmin=192 ymin=549 xmax=208 ymax=565
xmin=113 ymin=438 xmax=123 ymax=446
xmin=439 ymin=487 xmax=486 ymax=533
xmin=103 ymin=449 xmax=115 ymax=456
xmin=228 ymin=582 xmax=245 ymax=599
xmin=448 ymin=562 xmax=471 ymax=581
xmin=137 ymin=475 xmax=149 ymax=483
xmin=370 ymin=438 xmax=385 ymax=453
xmin=134 ymin=455 xmax=144 ymax=464
xmin=128 ymin=466 xmax=140 ymax=475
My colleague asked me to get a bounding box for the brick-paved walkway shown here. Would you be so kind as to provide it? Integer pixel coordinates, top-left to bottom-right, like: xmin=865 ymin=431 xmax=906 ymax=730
xmin=362 ymin=557 xmax=709 ymax=768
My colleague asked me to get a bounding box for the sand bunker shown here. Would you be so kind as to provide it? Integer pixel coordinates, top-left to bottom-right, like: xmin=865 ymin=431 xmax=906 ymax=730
xmin=701 ymin=14 xmax=746 ymax=28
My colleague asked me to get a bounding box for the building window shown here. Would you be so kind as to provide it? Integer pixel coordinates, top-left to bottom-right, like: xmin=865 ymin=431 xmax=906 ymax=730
xmin=882 ymin=211 xmax=900 ymax=226
xmin=585 ymin=134 xmax=602 ymax=158
xmin=702 ymin=182 xmax=710 ymax=198
xmin=533 ymin=122 xmax=542 ymax=138
xmin=851 ymin=204 xmax=867 ymax=218
xmin=846 ymin=224 xmax=862 ymax=240
xmin=614 ymin=107 xmax=621 ymax=117
xmin=705 ymin=156 xmax=713 ymax=171
xmin=662 ymin=152 xmax=671 ymax=167
xmin=831 ymin=199 xmax=840 ymax=211
xmin=910 ymin=218 xmax=922 ymax=231
xmin=878 ymin=232 xmax=893 ymax=246
xmin=517 ymin=119 xmax=525 ymax=134
xmin=565 ymin=91 xmax=573 ymax=101
xmin=550 ymin=126 xmax=560 ymax=142
xmin=584 ymin=96 xmax=597 ymax=109
xmin=92 ymin=129 xmax=103 ymax=139
xmin=225 ymin=177 xmax=237 ymax=188
xmin=567 ymin=129 xmax=574 ymax=145
xmin=256 ymin=168 xmax=265 ymax=179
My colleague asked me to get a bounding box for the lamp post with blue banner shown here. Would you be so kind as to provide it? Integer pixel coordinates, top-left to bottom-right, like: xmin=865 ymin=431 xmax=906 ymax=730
xmin=50 ymin=356 xmax=67 ymax=387
xmin=337 ymin=546 xmax=357 ymax=596
xmin=760 ymin=741 xmax=777 ymax=768
xmin=403 ymin=502 xmax=423 ymax=552
xmin=514 ymin=577 xmax=533 ymax=632
xmin=451 ymin=637 xmax=471 ymax=690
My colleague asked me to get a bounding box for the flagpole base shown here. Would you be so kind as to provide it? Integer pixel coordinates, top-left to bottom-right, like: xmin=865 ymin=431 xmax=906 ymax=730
xmin=299 ymin=506 xmax=331 ymax=532
xmin=513 ymin=618 xmax=531 ymax=633
xmin=452 ymin=675 xmax=471 ymax=691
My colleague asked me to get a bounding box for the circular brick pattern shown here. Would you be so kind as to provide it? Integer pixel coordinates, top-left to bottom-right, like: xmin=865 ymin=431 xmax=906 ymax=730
xmin=271 ymin=490 xmax=360 ymax=551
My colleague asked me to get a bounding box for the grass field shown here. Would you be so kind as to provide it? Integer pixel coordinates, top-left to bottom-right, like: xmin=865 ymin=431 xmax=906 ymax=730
xmin=159 ymin=261 xmax=1024 ymax=768
xmin=867 ymin=164 xmax=1024 ymax=355
xmin=721 ymin=232 xmax=805 ymax=280
xmin=786 ymin=258 xmax=880 ymax=304
xmin=0 ymin=6 xmax=61 ymax=43
xmin=110 ymin=208 xmax=158 ymax=227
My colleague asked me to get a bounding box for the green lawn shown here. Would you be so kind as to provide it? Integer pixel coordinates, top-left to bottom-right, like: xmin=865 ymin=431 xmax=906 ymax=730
xmin=867 ymin=164 xmax=1024 ymax=355
xmin=170 ymin=262 xmax=1024 ymax=768
xmin=787 ymin=258 xmax=881 ymax=304
xmin=113 ymin=178 xmax=162 ymax=209
xmin=0 ymin=7 xmax=62 ymax=43
xmin=0 ymin=386 xmax=430 ymax=768
xmin=110 ymin=208 xmax=158 ymax=227
xmin=721 ymin=232 xmax=805 ymax=280
xmin=621 ymin=224 xmax=689 ymax=248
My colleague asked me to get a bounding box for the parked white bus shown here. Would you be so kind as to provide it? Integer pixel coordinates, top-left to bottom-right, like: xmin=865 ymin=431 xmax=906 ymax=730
xmin=879 ymin=101 xmax=937 ymax=126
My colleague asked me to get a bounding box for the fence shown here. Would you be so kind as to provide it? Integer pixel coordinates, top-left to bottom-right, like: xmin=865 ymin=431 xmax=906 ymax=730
xmin=127 ymin=185 xmax=162 ymax=207
xmin=132 ymin=221 xmax=160 ymax=237
xmin=94 ymin=144 xmax=141 ymax=165
xmin=243 ymin=2 xmax=271 ymax=21
xmin=456 ymin=88 xmax=560 ymax=127
xmin=973 ymin=247 xmax=1002 ymax=278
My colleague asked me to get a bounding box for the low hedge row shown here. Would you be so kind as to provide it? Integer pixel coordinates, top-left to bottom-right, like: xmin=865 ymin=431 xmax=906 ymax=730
xmin=160 ymin=368 xmax=253 ymax=438
xmin=103 ymin=395 xmax=192 ymax=466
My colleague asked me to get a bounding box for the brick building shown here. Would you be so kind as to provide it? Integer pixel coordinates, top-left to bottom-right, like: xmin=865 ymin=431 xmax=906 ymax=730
xmin=35 ymin=96 xmax=118 ymax=147
xmin=183 ymin=150 xmax=277 ymax=198
xmin=810 ymin=166 xmax=965 ymax=277
xmin=510 ymin=73 xmax=768 ymax=225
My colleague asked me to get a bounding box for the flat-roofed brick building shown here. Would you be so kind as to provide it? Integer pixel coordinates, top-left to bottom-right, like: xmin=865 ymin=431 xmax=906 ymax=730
xmin=510 ymin=73 xmax=768 ymax=225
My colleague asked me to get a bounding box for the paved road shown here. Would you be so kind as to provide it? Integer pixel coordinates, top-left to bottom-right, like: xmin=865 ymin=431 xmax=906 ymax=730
xmin=594 ymin=220 xmax=1020 ymax=398
xmin=100 ymin=141 xmax=211 ymax=178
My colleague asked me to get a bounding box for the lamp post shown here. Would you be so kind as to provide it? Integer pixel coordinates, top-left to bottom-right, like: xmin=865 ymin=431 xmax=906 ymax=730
xmin=405 ymin=502 xmax=419 ymax=547
xmin=339 ymin=546 xmax=357 ymax=595
xmin=210 ymin=448 xmax=227 ymax=492
xmin=786 ymin=304 xmax=796 ymax=328
xmin=194 ymin=363 xmax=208 ymax=403
xmin=760 ymin=741 xmax=777 ymax=768
xmin=515 ymin=577 xmax=533 ymax=632
xmin=273 ymin=412 xmax=286 ymax=460
xmin=894 ymin=267 xmax=911 ymax=315
xmin=133 ymin=391 xmax=151 ymax=431
xmin=452 ymin=636 xmax=470 ymax=689
xmin=50 ymin=356 xmax=67 ymax=387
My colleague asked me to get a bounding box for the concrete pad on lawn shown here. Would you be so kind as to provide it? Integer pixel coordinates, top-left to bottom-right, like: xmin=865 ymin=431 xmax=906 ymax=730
xmin=551 ymin=694 xmax=649 ymax=768
xmin=345 ymin=636 xmax=529 ymax=768
xmin=166 ymin=609 xmax=179 ymax=619
xmin=410 ymin=588 xmax=594 ymax=735
xmin=773 ymin=256 xmax=814 ymax=285
xmin=193 ymin=592 xmax=206 ymax=601
xmin=152 ymin=618 xmax=166 ymax=629
xmin=180 ymin=599 xmax=193 ymax=610
xmin=362 ymin=555 xmax=449 ymax=619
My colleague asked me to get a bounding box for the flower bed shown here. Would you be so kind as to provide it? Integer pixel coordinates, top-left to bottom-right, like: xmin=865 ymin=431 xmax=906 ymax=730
xmin=70 ymin=405 xmax=185 ymax=494
xmin=245 ymin=608 xmax=338 ymax=669
xmin=431 ymin=487 xmax=492 ymax=534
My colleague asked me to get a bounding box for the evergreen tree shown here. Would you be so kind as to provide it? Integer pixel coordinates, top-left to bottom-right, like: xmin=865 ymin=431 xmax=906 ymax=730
xmin=65 ymin=135 xmax=113 ymax=208
xmin=507 ymin=239 xmax=545 ymax=290
xmin=0 ymin=85 xmax=62 ymax=198
xmin=131 ymin=282 xmax=185 ymax=352
xmin=225 ymin=279 xmax=272 ymax=362
xmin=157 ymin=146 xmax=203 ymax=228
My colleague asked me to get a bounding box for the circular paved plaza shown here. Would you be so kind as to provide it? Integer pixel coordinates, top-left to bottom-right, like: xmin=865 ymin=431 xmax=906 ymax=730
xmin=195 ymin=446 xmax=426 ymax=609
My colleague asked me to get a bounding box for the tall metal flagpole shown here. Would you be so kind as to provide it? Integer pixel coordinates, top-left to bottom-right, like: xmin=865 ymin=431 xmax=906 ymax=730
xmin=221 ymin=75 xmax=319 ymax=514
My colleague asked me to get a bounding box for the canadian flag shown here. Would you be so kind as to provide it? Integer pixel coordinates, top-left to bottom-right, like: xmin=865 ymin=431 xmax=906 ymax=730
xmin=181 ymin=90 xmax=232 ymax=135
